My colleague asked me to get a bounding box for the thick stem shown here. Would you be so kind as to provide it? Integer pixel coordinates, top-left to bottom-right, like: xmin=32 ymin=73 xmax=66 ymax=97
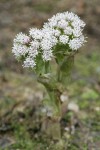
xmin=47 ymin=88 xmax=62 ymax=118
xmin=37 ymin=75 xmax=62 ymax=118
xmin=38 ymin=76 xmax=62 ymax=139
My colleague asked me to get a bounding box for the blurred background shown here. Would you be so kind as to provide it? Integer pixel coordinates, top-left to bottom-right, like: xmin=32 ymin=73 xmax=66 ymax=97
xmin=0 ymin=0 xmax=100 ymax=149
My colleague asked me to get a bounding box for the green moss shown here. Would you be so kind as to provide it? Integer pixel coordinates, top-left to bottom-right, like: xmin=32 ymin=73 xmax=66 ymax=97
xmin=81 ymin=89 xmax=99 ymax=100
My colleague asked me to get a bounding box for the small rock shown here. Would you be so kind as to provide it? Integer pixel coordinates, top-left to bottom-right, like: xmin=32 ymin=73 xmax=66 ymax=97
xmin=65 ymin=127 xmax=70 ymax=132
xmin=95 ymin=107 xmax=100 ymax=111
xmin=0 ymin=136 xmax=15 ymax=149
xmin=71 ymin=125 xmax=75 ymax=134
xmin=47 ymin=112 xmax=53 ymax=117
xmin=68 ymin=102 xmax=79 ymax=113
xmin=60 ymin=93 xmax=68 ymax=102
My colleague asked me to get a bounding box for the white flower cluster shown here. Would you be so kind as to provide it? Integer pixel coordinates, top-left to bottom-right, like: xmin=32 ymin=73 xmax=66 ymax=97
xmin=43 ymin=12 xmax=86 ymax=50
xmin=12 ymin=12 xmax=86 ymax=68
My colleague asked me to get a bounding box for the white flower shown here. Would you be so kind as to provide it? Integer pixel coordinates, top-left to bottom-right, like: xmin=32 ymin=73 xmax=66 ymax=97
xmin=72 ymin=28 xmax=82 ymax=37
xmin=42 ymin=28 xmax=53 ymax=38
xmin=41 ymin=39 xmax=53 ymax=50
xmin=30 ymin=41 xmax=40 ymax=49
xmin=29 ymin=28 xmax=43 ymax=40
xmin=41 ymin=31 xmax=57 ymax=50
xmin=57 ymin=20 xmax=68 ymax=29
xmin=69 ymin=35 xmax=85 ymax=50
xmin=41 ymin=28 xmax=58 ymax=61
xmin=28 ymin=47 xmax=38 ymax=58
xmin=28 ymin=41 xmax=40 ymax=59
xmin=43 ymin=20 xmax=57 ymax=28
xmin=12 ymin=43 xmax=29 ymax=57
xmin=14 ymin=32 xmax=30 ymax=44
xmin=66 ymin=12 xmax=75 ymax=21
xmin=72 ymin=20 xmax=86 ymax=28
xmin=50 ymin=36 xmax=58 ymax=46
xmin=64 ymin=27 xmax=73 ymax=35
xmin=53 ymin=29 xmax=61 ymax=37
xmin=42 ymin=50 xmax=53 ymax=61
xmin=59 ymin=35 xmax=69 ymax=44
xmin=23 ymin=57 xmax=36 ymax=68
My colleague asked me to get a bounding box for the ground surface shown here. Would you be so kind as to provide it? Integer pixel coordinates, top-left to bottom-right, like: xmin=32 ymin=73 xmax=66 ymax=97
xmin=0 ymin=0 xmax=100 ymax=149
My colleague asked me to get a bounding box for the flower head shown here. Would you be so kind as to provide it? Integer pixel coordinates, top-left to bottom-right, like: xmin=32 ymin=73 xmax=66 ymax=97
xmin=23 ymin=57 xmax=36 ymax=68
xmin=59 ymin=35 xmax=69 ymax=44
xmin=12 ymin=43 xmax=29 ymax=57
xmin=43 ymin=11 xmax=86 ymax=51
xmin=14 ymin=32 xmax=30 ymax=44
xmin=29 ymin=28 xmax=43 ymax=40
xmin=12 ymin=11 xmax=86 ymax=68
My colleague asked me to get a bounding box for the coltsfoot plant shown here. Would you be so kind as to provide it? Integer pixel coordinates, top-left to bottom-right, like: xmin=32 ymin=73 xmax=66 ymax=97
xmin=12 ymin=11 xmax=86 ymax=140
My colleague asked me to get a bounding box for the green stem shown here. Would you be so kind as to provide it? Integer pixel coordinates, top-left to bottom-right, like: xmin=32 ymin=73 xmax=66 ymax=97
xmin=38 ymin=75 xmax=62 ymax=139
xmin=37 ymin=75 xmax=62 ymax=118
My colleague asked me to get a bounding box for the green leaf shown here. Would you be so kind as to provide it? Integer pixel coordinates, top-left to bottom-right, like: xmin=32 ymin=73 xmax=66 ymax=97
xmin=35 ymin=53 xmax=45 ymax=75
xmin=45 ymin=61 xmax=51 ymax=74
xmin=60 ymin=55 xmax=74 ymax=74
xmin=58 ymin=55 xmax=74 ymax=84
xmin=35 ymin=53 xmax=51 ymax=75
